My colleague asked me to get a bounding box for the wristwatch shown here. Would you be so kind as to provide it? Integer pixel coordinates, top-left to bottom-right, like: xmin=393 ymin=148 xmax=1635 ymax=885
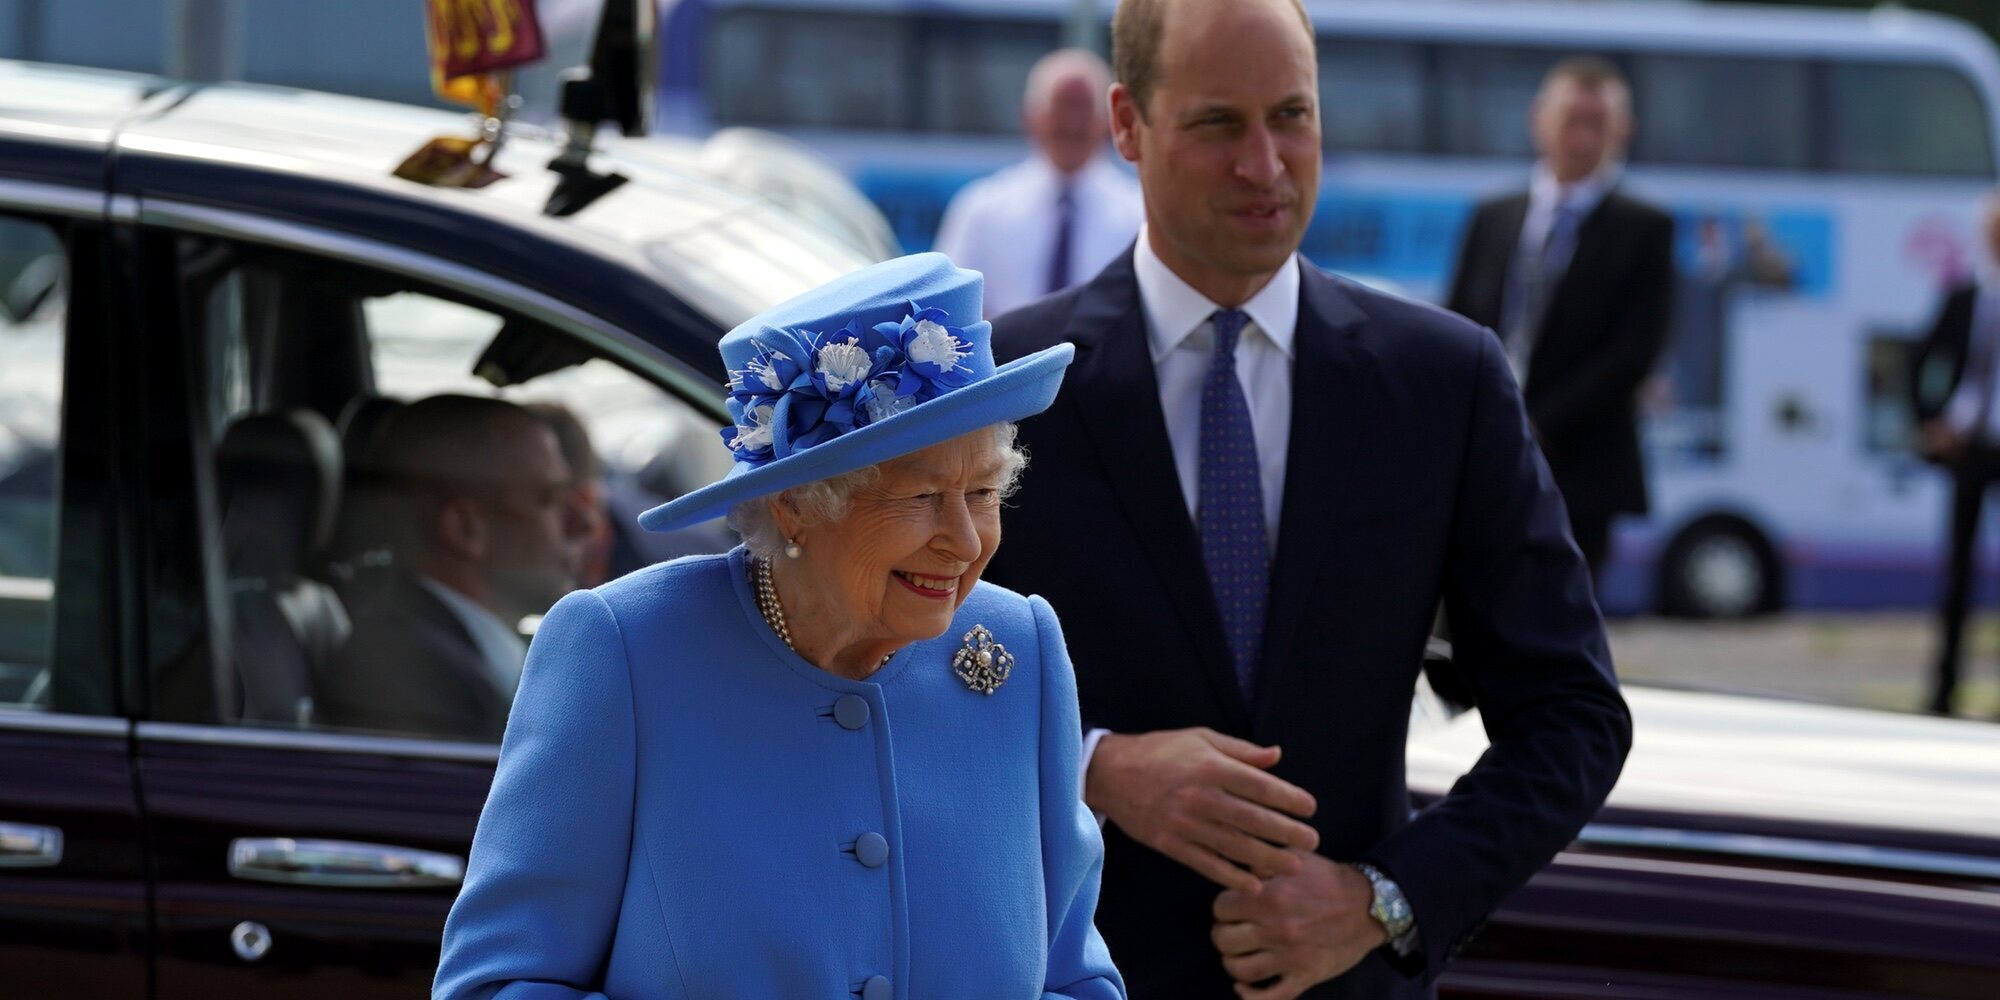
xmin=1352 ymin=862 xmax=1415 ymax=944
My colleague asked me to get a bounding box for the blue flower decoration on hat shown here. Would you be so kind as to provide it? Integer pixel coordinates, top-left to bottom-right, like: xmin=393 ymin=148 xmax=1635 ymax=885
xmin=637 ymin=252 xmax=1074 ymax=534
xmin=720 ymin=304 xmax=976 ymax=467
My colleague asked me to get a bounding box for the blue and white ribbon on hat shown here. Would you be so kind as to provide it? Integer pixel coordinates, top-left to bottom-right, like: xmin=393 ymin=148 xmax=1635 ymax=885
xmin=722 ymin=304 xmax=976 ymax=466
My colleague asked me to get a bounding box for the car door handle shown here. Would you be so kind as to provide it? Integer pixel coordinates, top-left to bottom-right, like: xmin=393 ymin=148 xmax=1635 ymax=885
xmin=0 ymin=823 xmax=62 ymax=868
xmin=228 ymin=838 xmax=464 ymax=888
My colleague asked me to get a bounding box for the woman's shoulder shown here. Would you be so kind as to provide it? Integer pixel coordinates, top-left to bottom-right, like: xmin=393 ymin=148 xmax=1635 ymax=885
xmin=590 ymin=550 xmax=740 ymax=623
xmin=957 ymin=579 xmax=1056 ymax=644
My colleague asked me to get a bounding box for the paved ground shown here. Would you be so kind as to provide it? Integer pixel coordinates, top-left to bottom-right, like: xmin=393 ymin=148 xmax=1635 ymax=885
xmin=1606 ymin=612 xmax=2000 ymax=718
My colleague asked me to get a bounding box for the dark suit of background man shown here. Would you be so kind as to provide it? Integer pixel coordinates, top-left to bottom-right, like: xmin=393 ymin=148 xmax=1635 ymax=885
xmin=983 ymin=1 xmax=1631 ymax=996
xmin=1911 ymin=195 xmax=2000 ymax=718
xmin=1445 ymin=56 xmax=1675 ymax=575
xmin=321 ymin=395 xmax=591 ymax=740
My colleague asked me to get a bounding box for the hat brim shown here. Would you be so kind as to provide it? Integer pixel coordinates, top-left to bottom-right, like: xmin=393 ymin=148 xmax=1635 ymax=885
xmin=637 ymin=342 xmax=1075 ymax=533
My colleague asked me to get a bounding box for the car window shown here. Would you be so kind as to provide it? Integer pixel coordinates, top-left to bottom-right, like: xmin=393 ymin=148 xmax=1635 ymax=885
xmin=1318 ymin=38 xmax=1427 ymax=155
xmin=0 ymin=216 xmax=65 ymax=711
xmin=1434 ymin=45 xmax=1572 ymax=159
xmin=1631 ymin=54 xmax=1812 ymax=171
xmin=709 ymin=9 xmax=917 ymax=130
xmin=153 ymin=235 xmax=733 ymax=741
xmin=1826 ymin=61 xmax=1995 ymax=177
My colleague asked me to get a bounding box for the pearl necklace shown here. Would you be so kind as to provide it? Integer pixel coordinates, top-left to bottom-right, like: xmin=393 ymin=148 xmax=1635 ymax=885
xmin=751 ymin=556 xmax=892 ymax=669
xmin=751 ymin=555 xmax=797 ymax=650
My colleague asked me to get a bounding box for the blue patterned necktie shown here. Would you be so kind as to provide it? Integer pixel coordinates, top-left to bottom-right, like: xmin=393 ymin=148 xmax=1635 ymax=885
xmin=1198 ymin=309 xmax=1270 ymax=700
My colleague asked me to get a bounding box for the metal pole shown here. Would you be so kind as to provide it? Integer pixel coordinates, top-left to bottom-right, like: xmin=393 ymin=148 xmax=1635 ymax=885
xmin=165 ymin=0 xmax=243 ymax=82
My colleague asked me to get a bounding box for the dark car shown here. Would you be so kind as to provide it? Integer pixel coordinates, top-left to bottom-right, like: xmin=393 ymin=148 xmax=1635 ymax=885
xmin=3 ymin=44 xmax=1999 ymax=1000
xmin=0 ymin=43 xmax=887 ymax=998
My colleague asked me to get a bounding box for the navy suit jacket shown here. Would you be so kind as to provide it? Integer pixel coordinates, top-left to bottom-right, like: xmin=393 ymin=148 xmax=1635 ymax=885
xmin=984 ymin=250 xmax=1631 ymax=998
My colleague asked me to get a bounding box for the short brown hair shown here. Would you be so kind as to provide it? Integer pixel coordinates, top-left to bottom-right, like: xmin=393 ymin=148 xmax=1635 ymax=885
xmin=1539 ymin=55 xmax=1630 ymax=106
xmin=1112 ymin=0 xmax=1313 ymax=119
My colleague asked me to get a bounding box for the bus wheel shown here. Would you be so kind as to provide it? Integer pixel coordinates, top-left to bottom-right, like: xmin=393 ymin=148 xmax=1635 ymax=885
xmin=1659 ymin=518 xmax=1780 ymax=619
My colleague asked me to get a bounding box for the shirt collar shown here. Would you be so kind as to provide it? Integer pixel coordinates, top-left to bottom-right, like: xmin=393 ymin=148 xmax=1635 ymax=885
xmin=1530 ymin=159 xmax=1618 ymax=216
xmin=1133 ymin=227 xmax=1299 ymax=362
xmin=417 ymin=575 xmax=528 ymax=694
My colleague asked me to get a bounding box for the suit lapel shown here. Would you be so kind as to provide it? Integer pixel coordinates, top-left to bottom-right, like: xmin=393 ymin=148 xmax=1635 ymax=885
xmin=1545 ymin=193 xmax=1624 ymax=328
xmin=1060 ymin=255 xmax=1250 ymax=729
xmin=1252 ymin=267 xmax=1371 ymax=737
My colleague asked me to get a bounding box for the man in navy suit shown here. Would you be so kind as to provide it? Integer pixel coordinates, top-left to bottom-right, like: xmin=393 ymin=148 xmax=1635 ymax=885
xmin=981 ymin=1 xmax=1631 ymax=996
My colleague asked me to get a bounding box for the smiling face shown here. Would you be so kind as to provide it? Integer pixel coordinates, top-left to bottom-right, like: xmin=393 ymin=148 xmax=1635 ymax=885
xmin=1111 ymin=0 xmax=1320 ymax=306
xmin=776 ymin=429 xmax=1009 ymax=664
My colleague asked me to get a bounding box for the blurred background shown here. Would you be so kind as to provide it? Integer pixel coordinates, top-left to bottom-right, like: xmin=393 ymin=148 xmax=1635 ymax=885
xmin=7 ymin=0 xmax=2000 ymax=718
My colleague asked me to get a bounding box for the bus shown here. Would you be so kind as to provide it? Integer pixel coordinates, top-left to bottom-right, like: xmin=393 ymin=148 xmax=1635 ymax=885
xmin=661 ymin=0 xmax=2000 ymax=618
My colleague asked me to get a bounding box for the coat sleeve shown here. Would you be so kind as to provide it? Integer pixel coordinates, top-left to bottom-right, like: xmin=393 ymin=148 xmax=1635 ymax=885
xmin=433 ymin=590 xmax=638 ymax=1000
xmin=1029 ymin=596 xmax=1127 ymax=1000
xmin=1359 ymin=329 xmax=1633 ymax=984
xmin=1528 ymin=209 xmax=1677 ymax=438
xmin=1911 ymin=287 xmax=1971 ymax=425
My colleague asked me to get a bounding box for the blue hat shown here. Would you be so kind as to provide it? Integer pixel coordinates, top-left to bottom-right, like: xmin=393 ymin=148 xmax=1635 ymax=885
xmin=638 ymin=253 xmax=1074 ymax=532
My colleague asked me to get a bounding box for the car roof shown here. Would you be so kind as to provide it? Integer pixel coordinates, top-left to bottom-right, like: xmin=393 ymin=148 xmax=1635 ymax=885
xmin=0 ymin=60 xmax=879 ymax=375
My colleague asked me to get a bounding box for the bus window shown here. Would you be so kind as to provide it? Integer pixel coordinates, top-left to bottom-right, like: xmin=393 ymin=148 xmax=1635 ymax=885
xmin=1318 ymin=38 xmax=1425 ymax=155
xmin=918 ymin=17 xmax=1061 ymax=133
xmin=1826 ymin=62 xmax=1995 ymax=177
xmin=1434 ymin=45 xmax=1572 ymax=159
xmin=1632 ymin=54 xmax=1811 ymax=171
xmin=709 ymin=9 xmax=917 ymax=130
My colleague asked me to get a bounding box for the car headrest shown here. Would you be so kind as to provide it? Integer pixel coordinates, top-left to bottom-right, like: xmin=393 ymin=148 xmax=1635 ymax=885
xmin=217 ymin=409 xmax=343 ymax=582
xmin=336 ymin=395 xmax=404 ymax=469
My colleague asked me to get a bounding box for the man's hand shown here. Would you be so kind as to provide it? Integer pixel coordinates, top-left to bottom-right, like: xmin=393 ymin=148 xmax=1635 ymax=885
xmin=1086 ymin=728 xmax=1319 ymax=894
xmin=1210 ymin=852 xmax=1386 ymax=1000
xmin=1919 ymin=419 xmax=1964 ymax=464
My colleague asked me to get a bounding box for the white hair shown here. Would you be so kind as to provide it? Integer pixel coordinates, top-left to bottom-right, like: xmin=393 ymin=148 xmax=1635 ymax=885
xmin=727 ymin=424 xmax=1029 ymax=560
xmin=1024 ymin=48 xmax=1112 ymax=121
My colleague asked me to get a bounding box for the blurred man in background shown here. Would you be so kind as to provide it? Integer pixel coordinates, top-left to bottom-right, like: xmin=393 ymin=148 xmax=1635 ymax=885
xmin=524 ymin=400 xmax=620 ymax=588
xmin=1446 ymin=56 xmax=1675 ymax=576
xmin=1911 ymin=193 xmax=2000 ymax=717
xmin=935 ymin=48 xmax=1142 ymax=316
xmin=320 ymin=394 xmax=591 ymax=740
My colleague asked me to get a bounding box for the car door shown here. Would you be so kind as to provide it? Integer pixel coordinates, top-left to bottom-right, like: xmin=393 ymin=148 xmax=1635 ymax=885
xmin=0 ymin=196 xmax=150 ymax=995
xmin=124 ymin=218 xmax=730 ymax=997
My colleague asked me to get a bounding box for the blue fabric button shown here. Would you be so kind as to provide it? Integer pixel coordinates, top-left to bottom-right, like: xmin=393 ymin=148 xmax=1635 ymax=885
xmin=855 ymin=832 xmax=889 ymax=868
xmin=834 ymin=694 xmax=870 ymax=730
xmin=863 ymin=975 xmax=891 ymax=1000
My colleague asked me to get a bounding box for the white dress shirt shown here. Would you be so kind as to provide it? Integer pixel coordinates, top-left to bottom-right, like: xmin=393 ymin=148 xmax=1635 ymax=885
xmin=1134 ymin=229 xmax=1298 ymax=549
xmin=1517 ymin=159 xmax=1615 ymax=265
xmin=1082 ymin=234 xmax=1301 ymax=809
xmin=1944 ymin=282 xmax=2000 ymax=440
xmin=418 ymin=576 xmax=528 ymax=700
xmin=934 ymin=154 xmax=1143 ymax=317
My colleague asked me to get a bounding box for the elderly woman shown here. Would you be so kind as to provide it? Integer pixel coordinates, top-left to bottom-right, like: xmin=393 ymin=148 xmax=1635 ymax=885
xmin=433 ymin=254 xmax=1123 ymax=1000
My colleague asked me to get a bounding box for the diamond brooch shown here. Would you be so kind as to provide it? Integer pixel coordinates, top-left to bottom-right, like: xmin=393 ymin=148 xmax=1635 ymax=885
xmin=951 ymin=625 xmax=1014 ymax=695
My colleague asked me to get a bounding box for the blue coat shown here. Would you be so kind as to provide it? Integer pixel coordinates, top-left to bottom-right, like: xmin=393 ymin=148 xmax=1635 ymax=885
xmin=434 ymin=548 xmax=1124 ymax=1000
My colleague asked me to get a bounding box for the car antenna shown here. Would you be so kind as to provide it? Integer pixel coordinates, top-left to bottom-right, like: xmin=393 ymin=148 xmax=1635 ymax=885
xmin=545 ymin=0 xmax=655 ymax=217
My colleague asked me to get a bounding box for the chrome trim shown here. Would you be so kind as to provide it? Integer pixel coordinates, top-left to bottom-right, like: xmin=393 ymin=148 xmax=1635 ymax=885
xmin=1552 ymin=850 xmax=2000 ymax=908
xmin=0 ymin=822 xmax=63 ymax=868
xmin=1579 ymin=823 xmax=2000 ymax=883
xmin=133 ymin=199 xmax=727 ymax=421
xmin=0 ymin=575 xmax=53 ymax=600
xmin=0 ymin=709 xmax=130 ymax=737
xmin=228 ymin=837 xmax=463 ymax=889
xmin=0 ymin=178 xmax=105 ymax=219
xmin=135 ymin=720 xmax=499 ymax=764
xmin=106 ymin=193 xmax=138 ymax=224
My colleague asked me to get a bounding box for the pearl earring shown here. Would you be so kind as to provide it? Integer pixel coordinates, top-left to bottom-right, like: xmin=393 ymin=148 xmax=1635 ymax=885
xmin=783 ymin=539 xmax=803 ymax=559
